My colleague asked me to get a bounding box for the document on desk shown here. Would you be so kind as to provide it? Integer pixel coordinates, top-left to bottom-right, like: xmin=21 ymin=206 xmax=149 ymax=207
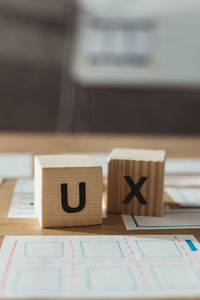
xmin=0 ymin=235 xmax=200 ymax=298
xmin=83 ymin=153 xmax=108 ymax=178
xmin=165 ymin=158 xmax=200 ymax=174
xmin=14 ymin=178 xmax=34 ymax=194
xmin=8 ymin=194 xmax=35 ymax=218
xmin=8 ymin=179 xmax=35 ymax=218
xmin=165 ymin=175 xmax=200 ymax=186
xmin=0 ymin=153 xmax=33 ymax=178
xmin=122 ymin=209 xmax=200 ymax=230
xmin=166 ymin=187 xmax=200 ymax=207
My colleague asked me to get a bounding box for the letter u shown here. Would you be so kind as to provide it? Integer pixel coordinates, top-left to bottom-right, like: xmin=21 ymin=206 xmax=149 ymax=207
xmin=61 ymin=182 xmax=86 ymax=213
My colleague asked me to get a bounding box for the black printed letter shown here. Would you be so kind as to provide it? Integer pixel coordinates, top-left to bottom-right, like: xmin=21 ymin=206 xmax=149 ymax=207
xmin=123 ymin=176 xmax=147 ymax=205
xmin=61 ymin=182 xmax=86 ymax=213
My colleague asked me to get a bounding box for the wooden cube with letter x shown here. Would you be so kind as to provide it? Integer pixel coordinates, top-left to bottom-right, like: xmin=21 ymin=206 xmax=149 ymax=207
xmin=34 ymin=155 xmax=103 ymax=228
xmin=107 ymin=148 xmax=166 ymax=216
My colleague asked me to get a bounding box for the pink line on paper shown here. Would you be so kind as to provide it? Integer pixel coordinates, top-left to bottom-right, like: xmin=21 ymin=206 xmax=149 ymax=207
xmin=0 ymin=240 xmax=18 ymax=291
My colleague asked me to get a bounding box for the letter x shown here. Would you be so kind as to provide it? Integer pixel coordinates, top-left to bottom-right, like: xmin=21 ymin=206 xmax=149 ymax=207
xmin=123 ymin=176 xmax=147 ymax=205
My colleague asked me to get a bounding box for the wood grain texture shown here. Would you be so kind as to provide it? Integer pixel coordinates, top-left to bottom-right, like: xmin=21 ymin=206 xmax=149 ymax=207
xmin=35 ymin=154 xmax=103 ymax=228
xmin=1 ymin=133 xmax=200 ymax=300
xmin=107 ymin=148 xmax=166 ymax=216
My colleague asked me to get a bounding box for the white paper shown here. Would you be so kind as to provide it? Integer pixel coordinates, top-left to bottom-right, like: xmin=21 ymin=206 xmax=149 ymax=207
xmin=166 ymin=187 xmax=200 ymax=207
xmin=1 ymin=235 xmax=200 ymax=298
xmin=165 ymin=175 xmax=200 ymax=186
xmin=122 ymin=209 xmax=200 ymax=230
xmin=0 ymin=153 xmax=33 ymax=178
xmin=91 ymin=153 xmax=108 ymax=177
xmin=8 ymin=179 xmax=35 ymax=218
xmin=8 ymin=194 xmax=36 ymax=218
xmin=0 ymin=178 xmax=4 ymax=184
xmin=165 ymin=158 xmax=200 ymax=175
xmin=14 ymin=179 xmax=34 ymax=194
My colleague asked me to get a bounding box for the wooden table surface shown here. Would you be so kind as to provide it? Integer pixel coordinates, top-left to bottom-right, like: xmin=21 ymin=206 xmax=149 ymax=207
xmin=1 ymin=132 xmax=200 ymax=236
xmin=1 ymin=132 xmax=200 ymax=299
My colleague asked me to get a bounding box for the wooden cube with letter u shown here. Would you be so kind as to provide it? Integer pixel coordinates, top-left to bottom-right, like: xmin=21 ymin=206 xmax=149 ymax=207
xmin=34 ymin=155 xmax=103 ymax=228
xmin=107 ymin=148 xmax=166 ymax=216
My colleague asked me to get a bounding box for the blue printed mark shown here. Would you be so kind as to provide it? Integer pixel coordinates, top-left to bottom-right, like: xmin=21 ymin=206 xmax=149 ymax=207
xmin=19 ymin=201 xmax=34 ymax=207
xmin=186 ymin=240 xmax=197 ymax=251
xmin=131 ymin=216 xmax=139 ymax=227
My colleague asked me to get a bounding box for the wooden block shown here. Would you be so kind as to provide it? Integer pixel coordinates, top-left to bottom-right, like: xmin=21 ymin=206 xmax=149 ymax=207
xmin=107 ymin=148 xmax=166 ymax=216
xmin=34 ymin=154 xmax=103 ymax=228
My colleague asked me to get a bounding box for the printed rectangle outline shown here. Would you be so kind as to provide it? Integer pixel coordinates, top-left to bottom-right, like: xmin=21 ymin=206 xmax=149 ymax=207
xmin=24 ymin=242 xmax=64 ymax=258
xmin=131 ymin=211 xmax=200 ymax=228
xmin=80 ymin=241 xmax=124 ymax=259
xmin=86 ymin=266 xmax=137 ymax=291
xmin=135 ymin=239 xmax=183 ymax=258
xmin=150 ymin=264 xmax=200 ymax=289
xmin=13 ymin=267 xmax=62 ymax=292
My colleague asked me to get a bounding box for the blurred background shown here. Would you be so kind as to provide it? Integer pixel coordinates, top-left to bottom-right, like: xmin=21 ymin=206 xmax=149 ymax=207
xmin=0 ymin=0 xmax=200 ymax=134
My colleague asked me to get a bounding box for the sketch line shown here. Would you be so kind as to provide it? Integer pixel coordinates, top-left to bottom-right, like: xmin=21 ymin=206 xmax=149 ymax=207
xmin=0 ymin=240 xmax=18 ymax=291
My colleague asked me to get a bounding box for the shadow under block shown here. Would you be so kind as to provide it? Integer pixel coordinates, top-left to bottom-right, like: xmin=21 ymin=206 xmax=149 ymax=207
xmin=34 ymin=155 xmax=103 ymax=228
xmin=107 ymin=148 xmax=166 ymax=216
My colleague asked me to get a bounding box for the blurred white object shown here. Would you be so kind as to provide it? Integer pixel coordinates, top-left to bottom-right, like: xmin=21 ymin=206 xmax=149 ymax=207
xmin=165 ymin=175 xmax=200 ymax=187
xmin=14 ymin=179 xmax=34 ymax=194
xmin=165 ymin=158 xmax=200 ymax=175
xmin=166 ymin=187 xmax=200 ymax=207
xmin=8 ymin=194 xmax=36 ymax=218
xmin=0 ymin=153 xmax=33 ymax=178
xmin=72 ymin=0 xmax=200 ymax=86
